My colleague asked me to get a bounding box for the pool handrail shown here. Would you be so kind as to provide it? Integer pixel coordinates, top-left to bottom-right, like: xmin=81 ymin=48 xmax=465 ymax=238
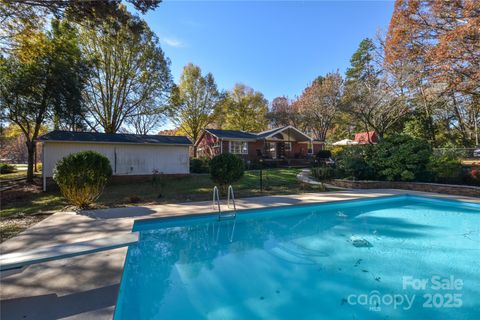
xmin=213 ymin=186 xmax=221 ymax=213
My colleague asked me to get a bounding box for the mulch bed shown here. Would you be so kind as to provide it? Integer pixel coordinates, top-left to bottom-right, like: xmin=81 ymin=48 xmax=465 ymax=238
xmin=1 ymin=179 xmax=44 ymax=205
xmin=0 ymin=179 xmax=56 ymax=242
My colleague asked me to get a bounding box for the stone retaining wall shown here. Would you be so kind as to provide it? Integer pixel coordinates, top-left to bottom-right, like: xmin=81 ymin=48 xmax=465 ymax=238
xmin=329 ymin=179 xmax=480 ymax=197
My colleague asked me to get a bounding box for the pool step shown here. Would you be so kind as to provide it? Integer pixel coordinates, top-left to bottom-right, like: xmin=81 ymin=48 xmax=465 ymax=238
xmin=0 ymin=232 xmax=138 ymax=272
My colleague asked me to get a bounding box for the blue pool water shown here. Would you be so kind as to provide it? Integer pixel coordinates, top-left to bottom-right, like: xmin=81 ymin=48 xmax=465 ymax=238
xmin=114 ymin=195 xmax=480 ymax=319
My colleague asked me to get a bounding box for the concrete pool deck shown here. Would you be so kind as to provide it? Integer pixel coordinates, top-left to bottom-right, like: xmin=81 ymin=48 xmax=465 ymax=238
xmin=1 ymin=189 xmax=478 ymax=319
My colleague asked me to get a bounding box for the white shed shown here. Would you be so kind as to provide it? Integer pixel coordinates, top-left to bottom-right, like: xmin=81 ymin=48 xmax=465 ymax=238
xmin=38 ymin=130 xmax=192 ymax=190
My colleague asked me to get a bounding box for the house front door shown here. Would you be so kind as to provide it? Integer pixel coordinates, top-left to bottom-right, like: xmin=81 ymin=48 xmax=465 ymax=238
xmin=276 ymin=142 xmax=285 ymax=159
xmin=264 ymin=141 xmax=276 ymax=159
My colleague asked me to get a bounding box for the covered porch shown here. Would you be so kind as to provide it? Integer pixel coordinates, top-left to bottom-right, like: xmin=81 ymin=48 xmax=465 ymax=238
xmin=254 ymin=126 xmax=321 ymax=160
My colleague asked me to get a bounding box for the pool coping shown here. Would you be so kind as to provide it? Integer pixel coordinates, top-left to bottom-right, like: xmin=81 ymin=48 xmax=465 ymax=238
xmin=1 ymin=189 xmax=479 ymax=319
xmin=132 ymin=193 xmax=480 ymax=229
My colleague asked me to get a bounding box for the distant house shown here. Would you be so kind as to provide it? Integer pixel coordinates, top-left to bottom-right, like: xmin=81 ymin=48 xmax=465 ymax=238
xmin=195 ymin=126 xmax=323 ymax=161
xmin=38 ymin=130 xmax=192 ymax=190
xmin=354 ymin=131 xmax=378 ymax=144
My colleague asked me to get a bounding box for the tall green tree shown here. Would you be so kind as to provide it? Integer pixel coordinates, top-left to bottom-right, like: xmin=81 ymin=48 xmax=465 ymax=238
xmin=169 ymin=63 xmax=222 ymax=156
xmin=345 ymin=38 xmax=378 ymax=84
xmin=343 ymin=38 xmax=408 ymax=140
xmin=0 ymin=20 xmax=89 ymax=182
xmin=220 ymin=84 xmax=268 ymax=132
xmin=79 ymin=7 xmax=172 ymax=133
xmin=0 ymin=0 xmax=161 ymax=55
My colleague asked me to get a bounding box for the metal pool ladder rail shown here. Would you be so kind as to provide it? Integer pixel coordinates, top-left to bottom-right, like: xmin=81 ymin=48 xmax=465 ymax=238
xmin=212 ymin=186 xmax=221 ymax=213
xmin=213 ymin=185 xmax=237 ymax=220
xmin=227 ymin=185 xmax=237 ymax=213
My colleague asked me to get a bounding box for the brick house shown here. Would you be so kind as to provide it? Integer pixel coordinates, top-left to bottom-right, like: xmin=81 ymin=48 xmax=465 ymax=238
xmin=195 ymin=126 xmax=323 ymax=161
xmin=354 ymin=131 xmax=378 ymax=144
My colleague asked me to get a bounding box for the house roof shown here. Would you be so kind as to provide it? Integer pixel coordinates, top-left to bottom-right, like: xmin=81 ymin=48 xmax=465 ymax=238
xmin=255 ymin=127 xmax=288 ymax=139
xmin=206 ymin=126 xmax=313 ymax=140
xmin=257 ymin=126 xmax=312 ymax=141
xmin=38 ymin=130 xmax=192 ymax=145
xmin=354 ymin=131 xmax=378 ymax=144
xmin=204 ymin=129 xmax=258 ymax=140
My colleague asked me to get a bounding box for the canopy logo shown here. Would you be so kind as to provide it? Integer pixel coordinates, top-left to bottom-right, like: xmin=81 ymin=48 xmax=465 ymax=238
xmin=346 ymin=291 xmax=415 ymax=312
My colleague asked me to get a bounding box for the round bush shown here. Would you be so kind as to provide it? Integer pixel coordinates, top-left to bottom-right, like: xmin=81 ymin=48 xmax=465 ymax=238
xmin=53 ymin=151 xmax=112 ymax=208
xmin=210 ymin=153 xmax=244 ymax=190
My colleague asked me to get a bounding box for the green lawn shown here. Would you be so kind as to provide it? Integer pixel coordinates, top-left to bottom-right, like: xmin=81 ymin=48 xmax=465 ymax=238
xmin=0 ymin=171 xmax=27 ymax=180
xmin=2 ymin=168 xmax=319 ymax=217
xmin=1 ymin=168 xmax=322 ymax=240
xmin=1 ymin=192 xmax=66 ymax=218
xmin=97 ymin=168 xmax=320 ymax=206
xmin=0 ymin=163 xmax=40 ymax=180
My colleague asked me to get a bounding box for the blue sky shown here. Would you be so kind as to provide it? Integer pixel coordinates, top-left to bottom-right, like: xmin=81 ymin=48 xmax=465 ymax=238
xmin=138 ymin=1 xmax=394 ymax=128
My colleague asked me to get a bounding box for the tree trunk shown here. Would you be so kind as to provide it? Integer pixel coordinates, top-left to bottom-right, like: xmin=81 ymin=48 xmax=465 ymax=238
xmin=193 ymin=145 xmax=197 ymax=158
xmin=26 ymin=141 xmax=35 ymax=183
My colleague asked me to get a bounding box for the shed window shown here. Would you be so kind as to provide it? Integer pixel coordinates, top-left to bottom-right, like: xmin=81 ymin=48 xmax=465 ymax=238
xmin=230 ymin=141 xmax=248 ymax=154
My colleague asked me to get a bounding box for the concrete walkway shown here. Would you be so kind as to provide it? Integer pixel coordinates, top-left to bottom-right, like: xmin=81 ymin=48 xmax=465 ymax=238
xmin=296 ymin=168 xmax=349 ymax=190
xmin=1 ymin=190 xmax=478 ymax=319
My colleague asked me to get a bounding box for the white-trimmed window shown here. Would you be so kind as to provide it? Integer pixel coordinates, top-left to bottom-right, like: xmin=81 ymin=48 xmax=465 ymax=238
xmin=229 ymin=141 xmax=248 ymax=154
xmin=284 ymin=142 xmax=292 ymax=152
xmin=265 ymin=142 xmax=275 ymax=152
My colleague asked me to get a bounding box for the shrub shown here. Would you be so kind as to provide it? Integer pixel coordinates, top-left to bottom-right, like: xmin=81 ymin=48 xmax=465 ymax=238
xmin=53 ymin=151 xmax=112 ymax=208
xmin=0 ymin=163 xmax=17 ymax=174
xmin=427 ymin=154 xmax=463 ymax=184
xmin=190 ymin=158 xmax=210 ymax=173
xmin=369 ymin=135 xmax=432 ymax=182
xmin=311 ymin=166 xmax=334 ymax=181
xmin=330 ymin=146 xmax=345 ymax=157
xmin=210 ymin=153 xmax=244 ymax=191
xmin=334 ymin=146 xmax=375 ymax=180
xmin=316 ymin=150 xmax=332 ymax=159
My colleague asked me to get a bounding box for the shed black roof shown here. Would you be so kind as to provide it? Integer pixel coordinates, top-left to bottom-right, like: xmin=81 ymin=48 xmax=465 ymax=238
xmin=38 ymin=130 xmax=192 ymax=145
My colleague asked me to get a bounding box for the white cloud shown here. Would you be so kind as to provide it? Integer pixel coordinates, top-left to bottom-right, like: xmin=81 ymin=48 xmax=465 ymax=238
xmin=162 ymin=37 xmax=186 ymax=48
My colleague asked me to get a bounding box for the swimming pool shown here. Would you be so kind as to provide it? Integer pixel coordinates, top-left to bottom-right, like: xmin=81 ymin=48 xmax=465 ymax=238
xmin=114 ymin=195 xmax=480 ymax=319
